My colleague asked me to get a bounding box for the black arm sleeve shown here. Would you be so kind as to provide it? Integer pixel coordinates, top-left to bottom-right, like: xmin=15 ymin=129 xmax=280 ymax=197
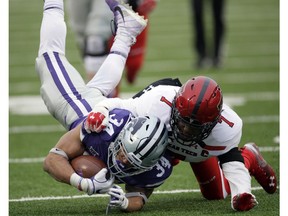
xmin=132 ymin=78 xmax=182 ymax=99
xmin=218 ymin=147 xmax=244 ymax=165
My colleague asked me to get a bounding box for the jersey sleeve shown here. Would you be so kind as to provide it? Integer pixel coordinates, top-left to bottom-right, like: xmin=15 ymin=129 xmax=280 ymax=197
xmin=92 ymin=83 xmax=180 ymax=131
xmin=204 ymin=103 xmax=243 ymax=156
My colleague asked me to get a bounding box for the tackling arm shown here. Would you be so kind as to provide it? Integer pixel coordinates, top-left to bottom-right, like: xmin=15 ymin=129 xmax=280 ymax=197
xmin=219 ymin=148 xmax=257 ymax=211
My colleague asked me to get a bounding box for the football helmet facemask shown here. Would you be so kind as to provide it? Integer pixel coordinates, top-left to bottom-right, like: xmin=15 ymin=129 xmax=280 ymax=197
xmin=108 ymin=116 xmax=168 ymax=178
xmin=170 ymin=76 xmax=223 ymax=145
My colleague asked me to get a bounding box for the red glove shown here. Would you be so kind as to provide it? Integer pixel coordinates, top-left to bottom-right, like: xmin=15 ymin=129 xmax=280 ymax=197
xmin=85 ymin=107 xmax=109 ymax=133
xmin=232 ymin=193 xmax=258 ymax=211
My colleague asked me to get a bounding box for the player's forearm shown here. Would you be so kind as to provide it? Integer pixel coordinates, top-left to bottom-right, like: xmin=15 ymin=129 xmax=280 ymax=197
xmin=122 ymin=196 xmax=145 ymax=212
xmin=222 ymin=161 xmax=252 ymax=197
xmin=43 ymin=153 xmax=75 ymax=184
xmin=122 ymin=189 xmax=151 ymax=212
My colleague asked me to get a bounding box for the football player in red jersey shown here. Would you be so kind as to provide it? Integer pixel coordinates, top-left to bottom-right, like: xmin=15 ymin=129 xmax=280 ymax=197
xmin=85 ymin=76 xmax=277 ymax=211
xmin=37 ymin=0 xmax=173 ymax=213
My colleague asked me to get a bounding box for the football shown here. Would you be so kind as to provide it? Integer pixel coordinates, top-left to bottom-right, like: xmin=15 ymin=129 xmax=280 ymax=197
xmin=70 ymin=155 xmax=107 ymax=178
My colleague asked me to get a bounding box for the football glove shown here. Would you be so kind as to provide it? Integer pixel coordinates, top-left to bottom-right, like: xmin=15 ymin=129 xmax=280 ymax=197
xmin=70 ymin=168 xmax=114 ymax=195
xmin=107 ymin=185 xmax=129 ymax=210
xmin=85 ymin=106 xmax=109 ymax=133
xmin=232 ymin=192 xmax=258 ymax=211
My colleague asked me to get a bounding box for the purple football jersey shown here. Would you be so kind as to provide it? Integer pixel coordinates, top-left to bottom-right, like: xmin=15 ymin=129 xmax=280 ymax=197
xmin=80 ymin=108 xmax=172 ymax=188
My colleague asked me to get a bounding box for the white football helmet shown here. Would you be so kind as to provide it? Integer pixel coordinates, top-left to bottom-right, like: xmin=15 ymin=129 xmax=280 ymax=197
xmin=107 ymin=116 xmax=168 ymax=178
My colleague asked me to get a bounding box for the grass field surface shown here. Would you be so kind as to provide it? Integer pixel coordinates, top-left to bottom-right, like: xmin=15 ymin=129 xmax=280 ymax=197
xmin=9 ymin=0 xmax=280 ymax=215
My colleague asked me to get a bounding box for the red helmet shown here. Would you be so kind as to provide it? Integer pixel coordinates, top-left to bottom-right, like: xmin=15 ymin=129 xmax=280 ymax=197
xmin=170 ymin=76 xmax=223 ymax=144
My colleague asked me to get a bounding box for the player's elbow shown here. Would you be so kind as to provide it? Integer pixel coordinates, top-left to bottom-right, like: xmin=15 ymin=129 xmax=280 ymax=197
xmin=43 ymin=154 xmax=53 ymax=174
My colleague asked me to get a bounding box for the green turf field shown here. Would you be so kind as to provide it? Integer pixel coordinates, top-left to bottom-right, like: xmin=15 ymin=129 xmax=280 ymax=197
xmin=9 ymin=0 xmax=279 ymax=215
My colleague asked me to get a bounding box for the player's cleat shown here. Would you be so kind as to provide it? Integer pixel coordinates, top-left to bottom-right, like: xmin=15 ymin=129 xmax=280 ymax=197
xmin=242 ymin=143 xmax=277 ymax=194
xmin=105 ymin=0 xmax=148 ymax=46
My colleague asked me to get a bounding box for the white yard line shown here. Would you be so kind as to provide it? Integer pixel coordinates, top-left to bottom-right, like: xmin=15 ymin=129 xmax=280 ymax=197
xmin=9 ymin=92 xmax=279 ymax=115
xmin=9 ymin=115 xmax=279 ymax=134
xmin=9 ymin=187 xmax=265 ymax=202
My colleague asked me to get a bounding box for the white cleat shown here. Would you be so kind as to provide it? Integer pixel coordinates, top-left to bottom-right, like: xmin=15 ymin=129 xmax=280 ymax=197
xmin=105 ymin=0 xmax=148 ymax=46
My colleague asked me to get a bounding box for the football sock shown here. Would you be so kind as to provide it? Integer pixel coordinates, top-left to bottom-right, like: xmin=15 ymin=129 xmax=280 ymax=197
xmin=110 ymin=39 xmax=131 ymax=59
xmin=44 ymin=0 xmax=64 ymax=11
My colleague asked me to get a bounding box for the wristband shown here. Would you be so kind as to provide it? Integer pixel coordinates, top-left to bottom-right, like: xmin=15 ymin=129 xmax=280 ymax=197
xmin=70 ymin=173 xmax=82 ymax=190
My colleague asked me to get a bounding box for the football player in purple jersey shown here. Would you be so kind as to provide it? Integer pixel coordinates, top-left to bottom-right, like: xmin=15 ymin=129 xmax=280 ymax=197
xmin=37 ymin=0 xmax=172 ymax=213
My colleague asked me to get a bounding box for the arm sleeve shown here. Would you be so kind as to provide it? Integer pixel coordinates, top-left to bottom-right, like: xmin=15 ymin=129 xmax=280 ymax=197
xmin=218 ymin=147 xmax=244 ymax=165
xmin=222 ymin=161 xmax=252 ymax=199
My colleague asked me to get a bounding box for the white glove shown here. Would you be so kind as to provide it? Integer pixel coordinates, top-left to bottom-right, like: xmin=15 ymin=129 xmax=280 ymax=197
xmin=107 ymin=185 xmax=129 ymax=210
xmin=232 ymin=192 xmax=258 ymax=211
xmin=85 ymin=106 xmax=109 ymax=133
xmin=70 ymin=168 xmax=114 ymax=195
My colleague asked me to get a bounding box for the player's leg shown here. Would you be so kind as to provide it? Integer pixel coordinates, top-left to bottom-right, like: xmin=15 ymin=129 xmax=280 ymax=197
xmin=35 ymin=0 xmax=106 ymax=130
xmin=212 ymin=0 xmax=225 ymax=67
xmin=190 ymin=157 xmax=231 ymax=200
xmin=191 ymin=0 xmax=206 ymax=68
xmin=38 ymin=0 xmax=65 ymax=57
xmin=86 ymin=0 xmax=147 ymax=97
xmin=106 ymin=0 xmax=154 ymax=97
xmin=241 ymin=143 xmax=277 ymax=194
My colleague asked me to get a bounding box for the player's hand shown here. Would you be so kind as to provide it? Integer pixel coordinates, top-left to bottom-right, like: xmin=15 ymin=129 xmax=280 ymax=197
xmin=232 ymin=192 xmax=258 ymax=211
xmin=107 ymin=185 xmax=129 ymax=209
xmin=71 ymin=168 xmax=114 ymax=195
xmin=85 ymin=106 xmax=109 ymax=133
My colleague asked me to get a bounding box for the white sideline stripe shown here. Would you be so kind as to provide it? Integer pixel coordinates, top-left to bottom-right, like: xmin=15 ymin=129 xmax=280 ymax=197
xmin=9 ymin=187 xmax=264 ymax=202
xmin=9 ymin=125 xmax=65 ymax=134
xmin=9 ymin=115 xmax=279 ymax=134
xmin=243 ymin=115 xmax=279 ymax=123
xmin=8 ymin=146 xmax=279 ymax=164
xmin=9 ymin=157 xmax=46 ymax=163
xmin=9 ymin=92 xmax=279 ymax=115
